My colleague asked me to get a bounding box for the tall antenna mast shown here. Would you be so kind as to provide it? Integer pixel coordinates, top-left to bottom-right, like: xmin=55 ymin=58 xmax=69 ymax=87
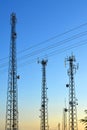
xmin=38 ymin=59 xmax=49 ymax=130
xmin=62 ymin=99 xmax=68 ymax=130
xmin=58 ymin=123 xmax=60 ymax=130
xmin=65 ymin=54 xmax=78 ymax=130
xmin=62 ymin=108 xmax=68 ymax=130
xmin=5 ymin=13 xmax=19 ymax=130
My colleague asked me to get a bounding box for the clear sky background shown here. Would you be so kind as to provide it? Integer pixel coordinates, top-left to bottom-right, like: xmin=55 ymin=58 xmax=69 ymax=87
xmin=0 ymin=1 xmax=87 ymax=130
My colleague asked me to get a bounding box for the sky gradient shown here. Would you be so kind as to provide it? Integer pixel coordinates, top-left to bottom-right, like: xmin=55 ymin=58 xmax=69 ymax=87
xmin=0 ymin=1 xmax=87 ymax=130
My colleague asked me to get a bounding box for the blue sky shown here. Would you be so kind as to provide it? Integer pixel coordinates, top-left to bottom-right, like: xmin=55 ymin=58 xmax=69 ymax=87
xmin=0 ymin=1 xmax=87 ymax=130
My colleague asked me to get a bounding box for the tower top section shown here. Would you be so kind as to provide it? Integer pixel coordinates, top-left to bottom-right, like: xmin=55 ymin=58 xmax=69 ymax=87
xmin=67 ymin=55 xmax=76 ymax=62
xmin=10 ymin=12 xmax=17 ymax=39
xmin=65 ymin=54 xmax=76 ymax=63
xmin=38 ymin=59 xmax=48 ymax=65
xmin=65 ymin=54 xmax=79 ymax=74
xmin=11 ymin=13 xmax=16 ymax=25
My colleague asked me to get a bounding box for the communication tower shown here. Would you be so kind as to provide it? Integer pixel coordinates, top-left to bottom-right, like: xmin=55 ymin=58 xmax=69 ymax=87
xmin=38 ymin=59 xmax=49 ymax=130
xmin=65 ymin=55 xmax=78 ymax=130
xmin=58 ymin=123 xmax=60 ymax=130
xmin=5 ymin=13 xmax=19 ymax=130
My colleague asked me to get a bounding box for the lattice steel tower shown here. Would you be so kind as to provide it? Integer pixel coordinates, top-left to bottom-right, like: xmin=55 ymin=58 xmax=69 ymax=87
xmin=65 ymin=55 xmax=78 ymax=130
xmin=38 ymin=59 xmax=49 ymax=130
xmin=5 ymin=13 xmax=19 ymax=130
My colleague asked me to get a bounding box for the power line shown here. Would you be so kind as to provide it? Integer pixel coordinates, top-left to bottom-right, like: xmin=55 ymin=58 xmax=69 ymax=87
xmin=17 ymin=30 xmax=87 ymax=61
xmin=0 ymin=38 xmax=87 ymax=71
xmin=16 ymin=22 xmax=87 ymax=53
xmin=0 ymin=29 xmax=87 ymax=67
xmin=0 ymin=33 xmax=87 ymax=67
xmin=1 ymin=22 xmax=87 ymax=62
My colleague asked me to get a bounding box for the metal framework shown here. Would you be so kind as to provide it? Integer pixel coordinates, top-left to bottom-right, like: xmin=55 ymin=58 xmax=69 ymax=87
xmin=5 ymin=13 xmax=19 ymax=130
xmin=38 ymin=59 xmax=49 ymax=130
xmin=65 ymin=55 xmax=78 ymax=130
